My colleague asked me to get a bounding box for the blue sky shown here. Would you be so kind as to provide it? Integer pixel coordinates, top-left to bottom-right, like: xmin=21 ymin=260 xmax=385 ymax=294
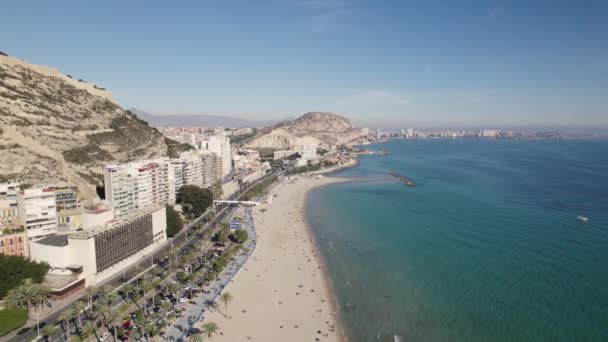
xmin=1 ymin=0 xmax=607 ymax=128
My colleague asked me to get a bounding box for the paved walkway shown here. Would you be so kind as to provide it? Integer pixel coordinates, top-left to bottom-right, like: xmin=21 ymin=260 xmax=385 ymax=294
xmin=163 ymin=206 xmax=257 ymax=341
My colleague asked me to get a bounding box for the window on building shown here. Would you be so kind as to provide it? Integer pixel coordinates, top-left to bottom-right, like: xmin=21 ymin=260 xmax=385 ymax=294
xmin=9 ymin=239 xmax=13 ymax=245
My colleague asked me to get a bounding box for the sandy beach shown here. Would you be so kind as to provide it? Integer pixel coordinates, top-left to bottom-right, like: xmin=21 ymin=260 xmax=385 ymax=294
xmin=200 ymin=175 xmax=350 ymax=342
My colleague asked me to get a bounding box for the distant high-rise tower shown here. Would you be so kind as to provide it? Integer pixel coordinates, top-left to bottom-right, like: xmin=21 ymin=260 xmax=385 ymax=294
xmin=207 ymin=135 xmax=232 ymax=177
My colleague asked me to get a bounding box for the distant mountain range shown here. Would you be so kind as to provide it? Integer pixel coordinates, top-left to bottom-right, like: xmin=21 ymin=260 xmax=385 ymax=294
xmin=131 ymin=108 xmax=276 ymax=128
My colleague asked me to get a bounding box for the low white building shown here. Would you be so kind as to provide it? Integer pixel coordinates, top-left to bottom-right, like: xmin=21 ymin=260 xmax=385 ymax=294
xmin=300 ymin=143 xmax=318 ymax=160
xmin=18 ymin=187 xmax=58 ymax=240
xmin=29 ymin=206 xmax=167 ymax=287
xmin=241 ymin=169 xmax=266 ymax=184
xmin=273 ymin=150 xmax=297 ymax=160
xmin=0 ymin=182 xmax=19 ymax=221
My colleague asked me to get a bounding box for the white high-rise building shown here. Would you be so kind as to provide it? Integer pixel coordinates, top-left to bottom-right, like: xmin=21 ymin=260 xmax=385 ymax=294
xmin=376 ymin=128 xmax=382 ymax=139
xmin=182 ymin=133 xmax=196 ymax=147
xmin=18 ymin=187 xmax=58 ymax=240
xmin=172 ymin=151 xmax=222 ymax=191
xmin=103 ymin=160 xmax=171 ymax=217
xmin=407 ymin=128 xmax=414 ymax=138
xmin=168 ymin=160 xmax=185 ymax=204
xmin=200 ymin=151 xmax=222 ymax=188
xmin=300 ymin=143 xmax=318 ymax=160
xmin=207 ymin=135 xmax=232 ymax=177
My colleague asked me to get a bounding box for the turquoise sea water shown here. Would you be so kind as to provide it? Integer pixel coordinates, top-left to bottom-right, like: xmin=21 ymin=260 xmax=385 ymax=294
xmin=306 ymin=139 xmax=608 ymax=342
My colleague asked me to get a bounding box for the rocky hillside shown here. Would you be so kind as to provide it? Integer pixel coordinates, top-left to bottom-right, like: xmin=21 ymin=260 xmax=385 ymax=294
xmin=0 ymin=54 xmax=192 ymax=199
xmin=247 ymin=112 xmax=366 ymax=150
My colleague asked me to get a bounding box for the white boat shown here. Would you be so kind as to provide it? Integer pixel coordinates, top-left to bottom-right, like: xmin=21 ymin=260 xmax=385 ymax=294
xmin=576 ymin=216 xmax=589 ymax=222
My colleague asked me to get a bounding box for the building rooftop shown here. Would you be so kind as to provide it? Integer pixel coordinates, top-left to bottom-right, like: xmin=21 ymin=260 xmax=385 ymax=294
xmin=70 ymin=205 xmax=163 ymax=240
xmin=36 ymin=234 xmax=69 ymax=246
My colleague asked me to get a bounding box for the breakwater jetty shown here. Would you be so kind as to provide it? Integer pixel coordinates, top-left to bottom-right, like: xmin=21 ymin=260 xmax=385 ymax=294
xmin=387 ymin=172 xmax=416 ymax=186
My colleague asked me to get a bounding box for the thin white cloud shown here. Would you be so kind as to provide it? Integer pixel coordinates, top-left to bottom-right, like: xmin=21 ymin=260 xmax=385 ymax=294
xmin=482 ymin=6 xmax=504 ymax=22
xmin=289 ymin=0 xmax=387 ymax=34
xmin=288 ymin=0 xmax=345 ymax=8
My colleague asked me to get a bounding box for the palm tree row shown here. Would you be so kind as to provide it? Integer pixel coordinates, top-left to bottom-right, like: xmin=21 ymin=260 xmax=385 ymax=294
xmin=4 ymin=278 xmax=50 ymax=316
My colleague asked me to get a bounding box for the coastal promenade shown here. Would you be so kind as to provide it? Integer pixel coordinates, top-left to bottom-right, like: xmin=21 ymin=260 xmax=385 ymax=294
xmin=162 ymin=205 xmax=258 ymax=341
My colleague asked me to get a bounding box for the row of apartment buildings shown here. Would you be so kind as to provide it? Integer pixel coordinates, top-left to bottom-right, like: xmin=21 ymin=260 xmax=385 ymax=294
xmin=163 ymin=133 xmax=233 ymax=178
xmin=104 ymin=150 xmax=223 ymax=217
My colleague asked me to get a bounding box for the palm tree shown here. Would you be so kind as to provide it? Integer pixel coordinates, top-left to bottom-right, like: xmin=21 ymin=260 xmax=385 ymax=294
xmin=84 ymin=287 xmax=97 ymax=314
xmin=168 ymin=249 xmax=178 ymax=267
xmin=4 ymin=287 xmax=24 ymax=308
xmin=121 ymin=282 xmax=134 ymax=302
xmin=141 ymin=277 xmax=154 ymax=313
xmin=93 ymin=303 xmax=111 ymax=330
xmin=41 ymin=323 xmax=57 ymax=341
xmin=19 ymin=278 xmax=38 ymax=314
xmin=58 ymin=307 xmax=76 ymax=340
xmin=200 ymin=322 xmax=219 ymax=341
xmin=189 ymin=334 xmax=203 ymax=342
xmin=142 ymin=322 xmax=155 ymax=339
xmin=219 ymin=292 xmax=233 ymax=312
xmin=68 ymin=335 xmax=83 ymax=342
xmin=103 ymin=309 xmax=119 ymax=342
xmin=81 ymin=320 xmax=97 ymax=341
xmin=73 ymin=301 xmax=87 ymax=328
xmin=103 ymin=292 xmax=119 ymax=307
xmin=160 ymin=301 xmax=172 ymax=319
xmin=35 ymin=284 xmax=50 ymax=312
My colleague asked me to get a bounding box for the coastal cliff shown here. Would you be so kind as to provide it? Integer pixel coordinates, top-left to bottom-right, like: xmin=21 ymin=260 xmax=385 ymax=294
xmin=0 ymin=54 xmax=192 ymax=198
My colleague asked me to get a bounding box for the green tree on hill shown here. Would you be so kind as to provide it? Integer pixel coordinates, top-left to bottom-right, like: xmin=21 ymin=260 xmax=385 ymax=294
xmin=178 ymin=185 xmax=214 ymax=217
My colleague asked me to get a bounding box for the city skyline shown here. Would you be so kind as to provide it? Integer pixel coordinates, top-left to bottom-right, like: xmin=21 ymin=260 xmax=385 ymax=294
xmin=1 ymin=0 xmax=607 ymax=128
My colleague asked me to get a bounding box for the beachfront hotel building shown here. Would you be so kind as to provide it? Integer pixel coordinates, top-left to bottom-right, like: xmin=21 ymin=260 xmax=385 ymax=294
xmin=17 ymin=187 xmax=58 ymax=240
xmin=29 ymin=205 xmax=167 ymax=289
xmin=103 ymin=160 xmax=172 ymax=217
